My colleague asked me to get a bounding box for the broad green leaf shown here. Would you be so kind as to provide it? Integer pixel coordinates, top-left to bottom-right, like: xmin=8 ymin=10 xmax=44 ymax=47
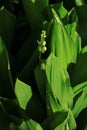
xmin=0 ymin=102 xmax=12 ymax=130
xmin=46 ymin=53 xmax=73 ymax=112
xmin=0 ymin=97 xmax=19 ymax=119
xmin=81 ymin=45 xmax=87 ymax=53
xmin=67 ymin=109 xmax=76 ymax=130
xmin=65 ymin=22 xmax=81 ymax=55
xmin=74 ymin=0 xmax=87 ymax=22
xmin=74 ymin=0 xmax=87 ymax=46
xmin=15 ymin=79 xmax=32 ymax=110
xmin=0 ymin=37 xmax=14 ymax=98
xmin=18 ymin=121 xmax=29 ymax=130
xmin=30 ymin=0 xmax=46 ymax=16
xmin=18 ymin=119 xmax=43 ymax=130
xmin=47 ymin=2 xmax=68 ymax=23
xmin=18 ymin=49 xmax=39 ymax=83
xmin=26 ymin=93 xmax=45 ymax=123
xmin=42 ymin=110 xmax=68 ymax=130
xmin=73 ymin=81 xmax=87 ymax=97
xmin=85 ymin=126 xmax=87 ymax=130
xmin=22 ymin=0 xmax=44 ymax=30
xmin=50 ymin=9 xmax=77 ymax=68
xmin=68 ymin=8 xmax=78 ymax=23
xmin=70 ymin=49 xmax=87 ymax=86
xmin=16 ymin=30 xmax=40 ymax=72
xmin=0 ymin=6 xmax=15 ymax=50
xmin=55 ymin=123 xmax=65 ymax=130
xmin=10 ymin=122 xmax=18 ymax=130
xmin=73 ymin=88 xmax=87 ymax=118
xmin=34 ymin=63 xmax=46 ymax=102
xmin=43 ymin=0 xmax=49 ymax=6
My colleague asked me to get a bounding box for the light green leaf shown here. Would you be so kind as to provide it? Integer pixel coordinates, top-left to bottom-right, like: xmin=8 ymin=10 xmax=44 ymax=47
xmin=18 ymin=119 xmax=43 ymax=130
xmin=65 ymin=22 xmax=81 ymax=55
xmin=47 ymin=2 xmax=68 ymax=24
xmin=0 ymin=37 xmax=14 ymax=98
xmin=15 ymin=79 xmax=32 ymax=110
xmin=46 ymin=53 xmax=73 ymax=113
xmin=73 ymin=81 xmax=87 ymax=97
xmin=0 ymin=7 xmax=15 ymax=50
xmin=42 ymin=110 xmax=68 ymax=130
xmin=50 ymin=9 xmax=77 ymax=68
xmin=67 ymin=109 xmax=76 ymax=130
xmin=73 ymin=88 xmax=87 ymax=118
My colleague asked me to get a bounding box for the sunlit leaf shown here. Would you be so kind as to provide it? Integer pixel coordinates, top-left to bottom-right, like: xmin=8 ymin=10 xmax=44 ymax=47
xmin=18 ymin=119 xmax=43 ymax=130
xmin=73 ymin=88 xmax=87 ymax=118
xmin=65 ymin=22 xmax=81 ymax=55
xmin=15 ymin=79 xmax=32 ymax=110
xmin=46 ymin=53 xmax=73 ymax=114
xmin=50 ymin=9 xmax=77 ymax=68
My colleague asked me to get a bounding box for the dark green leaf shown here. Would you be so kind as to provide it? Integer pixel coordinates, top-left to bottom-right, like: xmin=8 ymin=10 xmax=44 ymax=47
xmin=0 ymin=37 xmax=14 ymax=98
xmin=26 ymin=93 xmax=45 ymax=123
xmin=70 ymin=48 xmax=87 ymax=86
xmin=0 ymin=7 xmax=15 ymax=50
xmin=22 ymin=0 xmax=44 ymax=30
xmin=34 ymin=63 xmax=46 ymax=102
xmin=42 ymin=110 xmax=68 ymax=130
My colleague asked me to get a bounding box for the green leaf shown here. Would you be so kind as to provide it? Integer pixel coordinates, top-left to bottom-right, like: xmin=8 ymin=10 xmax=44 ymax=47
xmin=42 ymin=110 xmax=68 ymax=130
xmin=9 ymin=122 xmax=18 ymax=130
xmin=18 ymin=119 xmax=43 ymax=130
xmin=74 ymin=0 xmax=87 ymax=46
xmin=0 ymin=7 xmax=15 ymax=50
xmin=22 ymin=0 xmax=44 ymax=30
xmin=26 ymin=93 xmax=45 ymax=123
xmin=74 ymin=0 xmax=87 ymax=22
xmin=68 ymin=8 xmax=78 ymax=23
xmin=67 ymin=109 xmax=76 ymax=130
xmin=16 ymin=30 xmax=40 ymax=73
xmin=73 ymin=88 xmax=87 ymax=118
xmin=0 ymin=37 xmax=14 ymax=98
xmin=18 ymin=49 xmax=39 ymax=83
xmin=50 ymin=9 xmax=77 ymax=68
xmin=0 ymin=97 xmax=19 ymax=120
xmin=65 ymin=22 xmax=81 ymax=55
xmin=34 ymin=63 xmax=46 ymax=102
xmin=46 ymin=53 xmax=73 ymax=113
xmin=70 ymin=48 xmax=87 ymax=86
xmin=15 ymin=79 xmax=32 ymax=110
xmin=73 ymin=81 xmax=87 ymax=97
xmin=47 ymin=2 xmax=68 ymax=23
xmin=43 ymin=0 xmax=49 ymax=6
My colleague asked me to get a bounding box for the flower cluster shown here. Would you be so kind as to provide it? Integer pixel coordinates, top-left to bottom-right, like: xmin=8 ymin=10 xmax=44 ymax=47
xmin=37 ymin=30 xmax=47 ymax=54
